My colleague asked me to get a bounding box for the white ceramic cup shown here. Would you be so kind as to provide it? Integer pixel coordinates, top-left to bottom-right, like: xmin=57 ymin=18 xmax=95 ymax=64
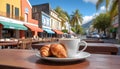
xmin=59 ymin=38 xmax=87 ymax=58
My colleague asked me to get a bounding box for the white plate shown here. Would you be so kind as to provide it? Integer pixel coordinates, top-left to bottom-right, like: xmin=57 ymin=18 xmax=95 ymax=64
xmin=36 ymin=52 xmax=91 ymax=62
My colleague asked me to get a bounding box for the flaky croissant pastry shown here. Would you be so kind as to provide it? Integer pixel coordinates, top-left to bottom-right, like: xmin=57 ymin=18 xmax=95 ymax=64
xmin=50 ymin=44 xmax=67 ymax=58
xmin=40 ymin=44 xmax=52 ymax=57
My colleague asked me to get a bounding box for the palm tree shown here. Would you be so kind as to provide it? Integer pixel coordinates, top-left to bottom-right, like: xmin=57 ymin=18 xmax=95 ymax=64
xmin=109 ymin=0 xmax=118 ymax=17
xmin=54 ymin=6 xmax=69 ymax=27
xmin=70 ymin=9 xmax=83 ymax=34
xmin=96 ymin=0 xmax=118 ymax=17
xmin=70 ymin=9 xmax=83 ymax=27
xmin=96 ymin=0 xmax=120 ymax=41
xmin=96 ymin=0 xmax=110 ymax=11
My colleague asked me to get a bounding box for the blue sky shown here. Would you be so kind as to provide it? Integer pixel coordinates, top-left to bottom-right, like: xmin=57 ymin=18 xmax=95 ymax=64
xmin=29 ymin=0 xmax=106 ymax=24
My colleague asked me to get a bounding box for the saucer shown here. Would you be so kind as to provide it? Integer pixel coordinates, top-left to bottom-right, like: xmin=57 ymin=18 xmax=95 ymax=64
xmin=36 ymin=52 xmax=91 ymax=62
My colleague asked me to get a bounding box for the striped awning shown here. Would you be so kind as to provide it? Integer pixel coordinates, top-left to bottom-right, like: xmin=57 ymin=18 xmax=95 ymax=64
xmin=24 ymin=24 xmax=43 ymax=32
xmin=43 ymin=28 xmax=55 ymax=34
xmin=53 ymin=29 xmax=63 ymax=34
xmin=0 ymin=21 xmax=27 ymax=30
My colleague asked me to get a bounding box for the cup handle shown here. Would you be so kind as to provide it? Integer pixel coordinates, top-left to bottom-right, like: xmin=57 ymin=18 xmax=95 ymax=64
xmin=78 ymin=41 xmax=87 ymax=52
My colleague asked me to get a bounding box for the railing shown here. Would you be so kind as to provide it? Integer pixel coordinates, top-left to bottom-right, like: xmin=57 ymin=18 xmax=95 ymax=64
xmin=0 ymin=11 xmax=24 ymax=21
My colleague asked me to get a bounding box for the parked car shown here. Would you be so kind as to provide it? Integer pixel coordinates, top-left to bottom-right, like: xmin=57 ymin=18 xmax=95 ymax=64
xmin=91 ymin=33 xmax=100 ymax=38
xmin=100 ymin=34 xmax=107 ymax=39
xmin=86 ymin=33 xmax=100 ymax=39
xmin=86 ymin=34 xmax=91 ymax=38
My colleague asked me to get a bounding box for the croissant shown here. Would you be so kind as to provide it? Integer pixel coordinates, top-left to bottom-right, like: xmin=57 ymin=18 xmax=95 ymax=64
xmin=40 ymin=44 xmax=52 ymax=57
xmin=50 ymin=44 xmax=67 ymax=58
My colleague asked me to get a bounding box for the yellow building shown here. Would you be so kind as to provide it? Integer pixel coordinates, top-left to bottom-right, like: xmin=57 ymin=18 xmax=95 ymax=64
xmin=0 ymin=0 xmax=28 ymax=39
xmin=0 ymin=0 xmax=21 ymax=19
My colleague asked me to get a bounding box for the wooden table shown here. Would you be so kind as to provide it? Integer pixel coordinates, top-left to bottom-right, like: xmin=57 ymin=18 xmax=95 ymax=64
xmin=32 ymin=42 xmax=58 ymax=49
xmin=0 ymin=49 xmax=120 ymax=69
xmin=0 ymin=42 xmax=18 ymax=46
xmin=32 ymin=42 xmax=119 ymax=55
xmin=80 ymin=43 xmax=119 ymax=55
xmin=83 ymin=39 xmax=104 ymax=43
xmin=0 ymin=42 xmax=18 ymax=49
xmin=0 ymin=40 xmax=42 ymax=49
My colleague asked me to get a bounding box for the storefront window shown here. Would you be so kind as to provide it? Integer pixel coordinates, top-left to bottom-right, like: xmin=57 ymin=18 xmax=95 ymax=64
xmin=25 ymin=30 xmax=33 ymax=38
xmin=2 ymin=29 xmax=16 ymax=38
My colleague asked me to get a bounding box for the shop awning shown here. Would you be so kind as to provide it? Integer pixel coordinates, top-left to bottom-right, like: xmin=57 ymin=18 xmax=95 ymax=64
xmin=0 ymin=21 xmax=27 ymax=30
xmin=24 ymin=24 xmax=43 ymax=32
xmin=53 ymin=29 xmax=63 ymax=34
xmin=43 ymin=28 xmax=55 ymax=34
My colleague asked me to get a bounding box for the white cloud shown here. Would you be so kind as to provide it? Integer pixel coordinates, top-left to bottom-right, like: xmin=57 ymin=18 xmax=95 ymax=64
xmin=82 ymin=13 xmax=100 ymax=24
xmin=83 ymin=0 xmax=98 ymax=4
xmin=82 ymin=6 xmax=107 ymax=24
xmin=82 ymin=1 xmax=106 ymax=25
xmin=82 ymin=16 xmax=94 ymax=24
xmin=100 ymin=6 xmax=106 ymax=12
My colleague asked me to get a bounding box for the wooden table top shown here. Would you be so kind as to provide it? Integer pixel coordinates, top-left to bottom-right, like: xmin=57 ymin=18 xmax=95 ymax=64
xmin=32 ymin=42 xmax=119 ymax=49
xmin=0 ymin=42 xmax=18 ymax=46
xmin=32 ymin=42 xmax=58 ymax=49
xmin=0 ymin=49 xmax=120 ymax=69
xmin=0 ymin=39 xmax=41 ymax=46
xmin=32 ymin=42 xmax=117 ymax=47
xmin=87 ymin=43 xmax=117 ymax=47
xmin=82 ymin=43 xmax=119 ymax=54
xmin=83 ymin=39 xmax=104 ymax=43
xmin=32 ymin=42 xmax=119 ymax=55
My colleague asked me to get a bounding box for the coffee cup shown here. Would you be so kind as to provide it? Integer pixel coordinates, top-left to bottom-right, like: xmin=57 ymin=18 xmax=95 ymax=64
xmin=59 ymin=38 xmax=87 ymax=58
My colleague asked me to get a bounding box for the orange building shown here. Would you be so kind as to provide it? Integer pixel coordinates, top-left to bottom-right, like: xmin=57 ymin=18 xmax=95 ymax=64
xmin=20 ymin=0 xmax=43 ymax=38
xmin=0 ymin=0 xmax=43 ymax=39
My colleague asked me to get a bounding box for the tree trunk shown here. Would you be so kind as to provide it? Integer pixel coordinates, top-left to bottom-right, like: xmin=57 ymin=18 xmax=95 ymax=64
xmin=98 ymin=29 xmax=100 ymax=33
xmin=118 ymin=0 xmax=120 ymax=42
xmin=104 ymin=29 xmax=106 ymax=35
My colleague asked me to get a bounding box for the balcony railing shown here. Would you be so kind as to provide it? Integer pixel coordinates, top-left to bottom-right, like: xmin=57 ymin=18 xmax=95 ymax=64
xmin=0 ymin=11 xmax=24 ymax=21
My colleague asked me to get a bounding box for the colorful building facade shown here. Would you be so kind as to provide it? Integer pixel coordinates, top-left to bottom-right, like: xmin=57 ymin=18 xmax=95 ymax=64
xmin=0 ymin=0 xmax=27 ymax=39
xmin=32 ymin=3 xmax=55 ymax=37
xmin=21 ymin=0 xmax=43 ymax=38
xmin=50 ymin=9 xmax=62 ymax=30
xmin=111 ymin=15 xmax=118 ymax=39
xmin=32 ymin=3 xmax=63 ymax=38
xmin=0 ymin=0 xmax=43 ymax=39
xmin=0 ymin=0 xmax=21 ymax=19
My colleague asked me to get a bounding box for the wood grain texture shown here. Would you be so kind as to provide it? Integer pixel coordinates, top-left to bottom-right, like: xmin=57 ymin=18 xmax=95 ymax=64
xmin=0 ymin=49 xmax=120 ymax=69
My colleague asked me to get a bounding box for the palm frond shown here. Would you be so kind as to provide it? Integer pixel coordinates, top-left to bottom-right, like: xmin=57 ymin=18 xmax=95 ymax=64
xmin=96 ymin=0 xmax=104 ymax=10
xmin=106 ymin=0 xmax=110 ymax=11
xmin=70 ymin=9 xmax=83 ymax=27
xmin=110 ymin=0 xmax=118 ymax=17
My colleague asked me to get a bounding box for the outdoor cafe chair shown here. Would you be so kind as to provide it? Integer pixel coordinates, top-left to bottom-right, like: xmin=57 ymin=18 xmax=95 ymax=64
xmin=17 ymin=38 xmax=32 ymax=49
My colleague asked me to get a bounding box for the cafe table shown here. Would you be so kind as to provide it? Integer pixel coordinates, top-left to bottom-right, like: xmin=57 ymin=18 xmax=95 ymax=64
xmin=0 ymin=49 xmax=120 ymax=69
xmin=82 ymin=39 xmax=104 ymax=43
xmin=0 ymin=42 xmax=18 ymax=49
xmin=32 ymin=42 xmax=119 ymax=55
xmin=0 ymin=39 xmax=42 ymax=49
xmin=81 ymin=43 xmax=119 ymax=55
